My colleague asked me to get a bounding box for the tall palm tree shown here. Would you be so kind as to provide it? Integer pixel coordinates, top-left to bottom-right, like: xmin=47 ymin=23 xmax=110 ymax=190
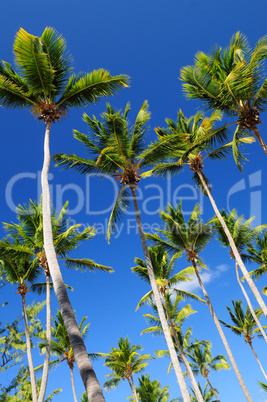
xmin=145 ymin=202 xmax=252 ymax=401
xmin=186 ymin=339 xmax=230 ymax=401
xmin=0 ymin=27 xmax=128 ymax=401
xmin=213 ymin=209 xmax=267 ymax=342
xmin=5 ymin=376 xmax=62 ymax=402
xmin=132 ymin=245 xmax=205 ymax=401
xmin=180 ymin=32 xmax=267 ymax=156
xmin=190 ymin=382 xmax=219 ymax=402
xmin=100 ymin=337 xmax=154 ymax=402
xmin=244 ymin=231 xmax=267 ymax=292
xmin=127 ymin=373 xmax=180 ymax=402
xmin=141 ymin=110 xmax=267 ymax=321
xmin=220 ymin=300 xmax=267 ymax=381
xmin=38 ymin=310 xmax=92 ymax=402
xmin=0 ymin=200 xmax=112 ymax=402
xmin=54 ymin=102 xmax=192 ymax=401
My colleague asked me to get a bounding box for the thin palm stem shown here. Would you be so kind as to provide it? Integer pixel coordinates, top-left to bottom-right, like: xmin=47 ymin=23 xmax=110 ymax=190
xmin=161 ymin=292 xmax=204 ymax=402
xmin=251 ymin=126 xmax=267 ymax=156
xmin=191 ymin=260 xmax=252 ymax=401
xmin=130 ymin=376 xmax=139 ymax=402
xmin=235 ymin=261 xmax=267 ymax=343
xmin=38 ymin=273 xmax=51 ymax=402
xmin=197 ymin=171 xmax=267 ymax=318
xmin=249 ymin=342 xmax=267 ymax=382
xmin=70 ymin=366 xmax=78 ymax=402
xmin=205 ymin=376 xmax=219 ymax=402
xmin=131 ymin=187 xmax=191 ymax=402
xmin=22 ymin=293 xmax=38 ymax=402
xmin=41 ymin=123 xmax=105 ymax=402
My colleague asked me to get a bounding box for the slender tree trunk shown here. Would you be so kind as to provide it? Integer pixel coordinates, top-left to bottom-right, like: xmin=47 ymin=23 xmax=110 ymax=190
xmin=191 ymin=260 xmax=252 ymax=402
xmin=131 ymin=186 xmax=191 ymax=402
xmin=205 ymin=376 xmax=219 ymax=401
xmin=252 ymin=125 xmax=267 ymax=157
xmin=161 ymin=292 xmax=204 ymax=402
xmin=129 ymin=376 xmax=139 ymax=402
xmin=38 ymin=273 xmax=51 ymax=402
xmin=41 ymin=123 xmax=105 ymax=402
xmin=235 ymin=261 xmax=267 ymax=344
xmin=70 ymin=366 xmax=78 ymax=402
xmin=249 ymin=342 xmax=267 ymax=382
xmin=197 ymin=171 xmax=267 ymax=318
xmin=21 ymin=293 xmax=38 ymax=402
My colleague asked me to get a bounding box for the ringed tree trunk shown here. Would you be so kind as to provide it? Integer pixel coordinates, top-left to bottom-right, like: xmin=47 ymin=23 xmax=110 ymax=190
xmin=205 ymin=375 xmax=219 ymax=402
xmin=191 ymin=259 xmax=252 ymax=402
xmin=197 ymin=171 xmax=267 ymax=319
xmin=235 ymin=261 xmax=267 ymax=344
xmin=131 ymin=186 xmax=191 ymax=402
xmin=21 ymin=291 xmax=38 ymax=402
xmin=251 ymin=125 xmax=267 ymax=157
xmin=41 ymin=123 xmax=105 ymax=402
xmin=70 ymin=366 xmax=78 ymax=402
xmin=161 ymin=292 xmax=204 ymax=402
xmin=38 ymin=271 xmax=51 ymax=402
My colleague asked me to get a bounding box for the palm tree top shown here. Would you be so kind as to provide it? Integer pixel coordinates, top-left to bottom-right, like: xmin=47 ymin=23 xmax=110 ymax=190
xmin=0 ymin=27 xmax=129 ymax=122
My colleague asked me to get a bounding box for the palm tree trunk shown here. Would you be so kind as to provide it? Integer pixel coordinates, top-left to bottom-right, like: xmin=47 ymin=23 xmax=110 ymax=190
xmin=38 ymin=273 xmax=51 ymax=402
xmin=249 ymin=342 xmax=267 ymax=382
xmin=235 ymin=261 xmax=267 ymax=344
xmin=131 ymin=186 xmax=191 ymax=402
xmin=21 ymin=293 xmax=38 ymax=402
xmin=70 ymin=366 xmax=78 ymax=402
xmin=197 ymin=171 xmax=267 ymax=318
xmin=191 ymin=259 xmax=252 ymax=402
xmin=129 ymin=376 xmax=139 ymax=402
xmin=205 ymin=376 xmax=219 ymax=401
xmin=251 ymin=126 xmax=267 ymax=157
xmin=41 ymin=123 xmax=105 ymax=402
xmin=161 ymin=292 xmax=204 ymax=402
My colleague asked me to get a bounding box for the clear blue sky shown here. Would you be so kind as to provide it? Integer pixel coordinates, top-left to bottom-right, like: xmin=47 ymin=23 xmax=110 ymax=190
xmin=1 ymin=0 xmax=267 ymax=401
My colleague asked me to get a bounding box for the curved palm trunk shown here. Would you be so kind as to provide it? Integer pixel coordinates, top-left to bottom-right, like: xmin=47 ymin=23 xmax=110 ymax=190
xmin=131 ymin=187 xmax=191 ymax=402
xmin=205 ymin=376 xmax=219 ymax=402
xmin=161 ymin=292 xmax=204 ymax=402
xmin=197 ymin=171 xmax=267 ymax=318
xmin=191 ymin=260 xmax=252 ymax=401
xmin=41 ymin=123 xmax=105 ymax=402
xmin=235 ymin=261 xmax=267 ymax=344
xmin=21 ymin=293 xmax=38 ymax=402
xmin=248 ymin=341 xmax=267 ymax=382
xmin=251 ymin=126 xmax=267 ymax=157
xmin=38 ymin=273 xmax=51 ymax=402
xmin=70 ymin=366 xmax=78 ymax=402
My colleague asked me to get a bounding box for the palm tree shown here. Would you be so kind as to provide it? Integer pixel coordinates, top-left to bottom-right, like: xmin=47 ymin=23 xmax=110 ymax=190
xmin=0 ymin=246 xmax=42 ymax=401
xmin=0 ymin=200 xmax=112 ymax=402
xmin=243 ymin=231 xmax=267 ymax=292
xmin=79 ymin=393 xmax=89 ymax=402
xmin=132 ymin=245 xmax=205 ymax=401
xmin=220 ymin=300 xmax=267 ymax=381
xmin=145 ymin=202 xmax=252 ymax=401
xmin=0 ymin=27 xmax=128 ymax=402
xmin=190 ymin=382 xmax=219 ymax=402
xmin=127 ymin=373 xmax=180 ymax=402
xmin=213 ymin=209 xmax=267 ymax=343
xmin=141 ymin=110 xmax=267 ymax=321
xmin=100 ymin=337 xmax=154 ymax=402
xmin=180 ymin=32 xmax=267 ymax=156
xmin=54 ymin=102 xmax=192 ymax=401
xmin=186 ymin=339 xmax=230 ymax=401
xmin=38 ymin=310 xmax=92 ymax=402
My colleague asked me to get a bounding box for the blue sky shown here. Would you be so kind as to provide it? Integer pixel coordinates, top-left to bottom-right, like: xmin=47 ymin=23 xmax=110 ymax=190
xmin=1 ymin=0 xmax=267 ymax=401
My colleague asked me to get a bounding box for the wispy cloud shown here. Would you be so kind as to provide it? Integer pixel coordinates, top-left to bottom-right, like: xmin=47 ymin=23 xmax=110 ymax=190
xmin=177 ymin=264 xmax=229 ymax=293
